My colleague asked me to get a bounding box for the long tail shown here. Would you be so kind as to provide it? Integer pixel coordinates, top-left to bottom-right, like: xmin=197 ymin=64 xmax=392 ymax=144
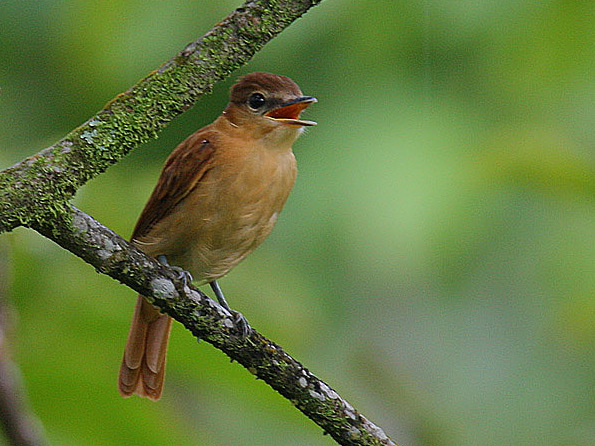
xmin=118 ymin=295 xmax=172 ymax=400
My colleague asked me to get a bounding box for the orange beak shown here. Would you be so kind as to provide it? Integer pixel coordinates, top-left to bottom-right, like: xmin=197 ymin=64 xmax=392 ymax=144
xmin=264 ymin=96 xmax=317 ymax=126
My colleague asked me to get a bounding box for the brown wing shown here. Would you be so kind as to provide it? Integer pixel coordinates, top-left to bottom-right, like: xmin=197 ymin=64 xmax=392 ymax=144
xmin=131 ymin=130 xmax=217 ymax=241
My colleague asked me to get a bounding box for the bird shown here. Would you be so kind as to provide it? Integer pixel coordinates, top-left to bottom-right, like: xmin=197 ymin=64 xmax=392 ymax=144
xmin=118 ymin=72 xmax=317 ymax=400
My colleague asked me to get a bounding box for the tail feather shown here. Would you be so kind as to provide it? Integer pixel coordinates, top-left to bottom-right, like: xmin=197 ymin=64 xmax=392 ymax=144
xmin=119 ymin=295 xmax=172 ymax=401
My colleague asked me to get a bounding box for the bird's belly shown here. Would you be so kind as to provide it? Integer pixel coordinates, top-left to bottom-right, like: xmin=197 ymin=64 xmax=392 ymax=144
xmin=184 ymin=208 xmax=280 ymax=283
xmin=152 ymin=151 xmax=296 ymax=283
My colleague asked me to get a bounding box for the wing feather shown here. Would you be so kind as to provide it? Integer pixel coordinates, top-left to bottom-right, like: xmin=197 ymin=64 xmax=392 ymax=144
xmin=131 ymin=130 xmax=217 ymax=240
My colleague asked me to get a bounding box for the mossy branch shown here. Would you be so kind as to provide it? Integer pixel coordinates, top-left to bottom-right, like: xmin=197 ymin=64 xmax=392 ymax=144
xmin=0 ymin=0 xmax=322 ymax=234
xmin=32 ymin=206 xmax=395 ymax=446
xmin=0 ymin=0 xmax=397 ymax=444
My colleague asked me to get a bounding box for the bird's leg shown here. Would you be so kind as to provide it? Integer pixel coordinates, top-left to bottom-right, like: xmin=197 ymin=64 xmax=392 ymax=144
xmin=155 ymin=256 xmax=250 ymax=336
xmin=157 ymin=255 xmax=193 ymax=286
xmin=210 ymin=280 xmax=251 ymax=336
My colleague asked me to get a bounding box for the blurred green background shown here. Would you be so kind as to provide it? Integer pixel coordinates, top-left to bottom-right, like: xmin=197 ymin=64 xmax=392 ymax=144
xmin=1 ymin=0 xmax=594 ymax=445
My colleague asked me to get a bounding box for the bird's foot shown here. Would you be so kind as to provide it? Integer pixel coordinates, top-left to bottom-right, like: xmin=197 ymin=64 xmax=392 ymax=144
xmin=230 ymin=310 xmax=252 ymax=337
xmin=170 ymin=266 xmax=193 ymax=286
xmin=210 ymin=280 xmax=252 ymax=337
xmin=157 ymin=255 xmax=193 ymax=285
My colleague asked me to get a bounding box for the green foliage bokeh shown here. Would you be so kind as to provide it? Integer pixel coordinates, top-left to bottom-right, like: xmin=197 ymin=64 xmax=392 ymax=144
xmin=1 ymin=1 xmax=593 ymax=445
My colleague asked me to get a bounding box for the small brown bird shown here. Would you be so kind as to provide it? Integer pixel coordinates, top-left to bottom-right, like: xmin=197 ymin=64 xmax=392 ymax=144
xmin=118 ymin=72 xmax=316 ymax=400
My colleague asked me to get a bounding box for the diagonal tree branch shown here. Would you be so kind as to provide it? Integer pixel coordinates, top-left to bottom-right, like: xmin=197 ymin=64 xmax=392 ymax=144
xmin=33 ymin=207 xmax=395 ymax=446
xmin=0 ymin=0 xmax=397 ymax=444
xmin=0 ymin=0 xmax=322 ymax=234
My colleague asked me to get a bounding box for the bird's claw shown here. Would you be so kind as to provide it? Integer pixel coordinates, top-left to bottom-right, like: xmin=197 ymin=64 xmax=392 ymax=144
xmin=157 ymin=255 xmax=193 ymax=286
xmin=170 ymin=266 xmax=193 ymax=286
xmin=231 ymin=310 xmax=252 ymax=337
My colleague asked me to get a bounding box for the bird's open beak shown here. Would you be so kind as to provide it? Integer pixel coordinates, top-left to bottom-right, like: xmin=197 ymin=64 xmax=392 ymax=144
xmin=264 ymin=96 xmax=317 ymax=126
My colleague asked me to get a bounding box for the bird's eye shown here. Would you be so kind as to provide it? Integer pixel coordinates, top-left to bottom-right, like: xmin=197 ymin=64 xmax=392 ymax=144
xmin=248 ymin=92 xmax=266 ymax=110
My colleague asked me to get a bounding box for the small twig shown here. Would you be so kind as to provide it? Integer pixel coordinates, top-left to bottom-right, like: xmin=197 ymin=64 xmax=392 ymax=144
xmin=0 ymin=352 xmax=49 ymax=446
xmin=0 ymin=244 xmax=48 ymax=446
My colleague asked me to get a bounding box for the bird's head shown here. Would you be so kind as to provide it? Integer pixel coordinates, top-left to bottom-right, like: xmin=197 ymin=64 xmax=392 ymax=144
xmin=223 ymin=72 xmax=317 ymax=143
